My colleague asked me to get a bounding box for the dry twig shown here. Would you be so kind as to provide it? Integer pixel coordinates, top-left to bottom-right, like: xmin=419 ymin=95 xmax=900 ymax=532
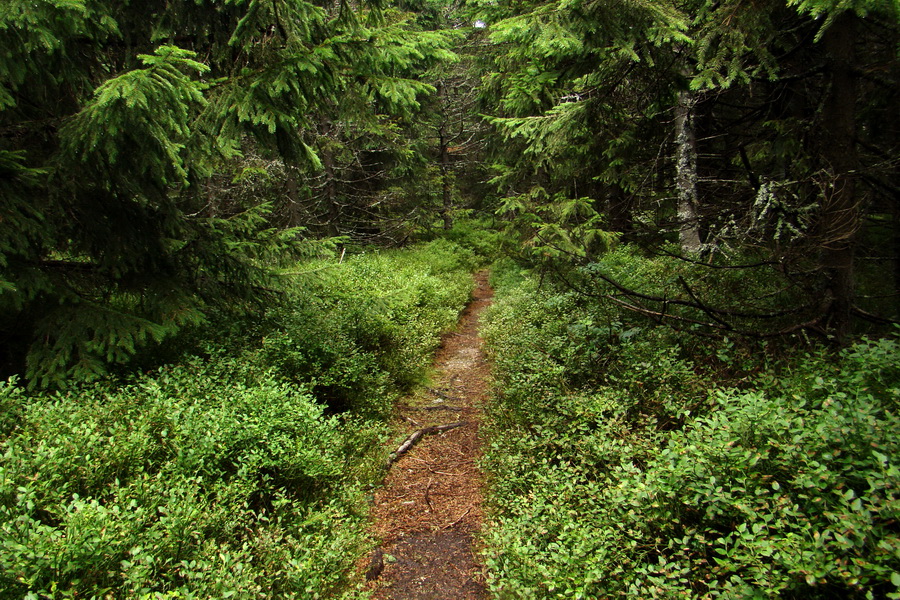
xmin=386 ymin=422 xmax=467 ymax=469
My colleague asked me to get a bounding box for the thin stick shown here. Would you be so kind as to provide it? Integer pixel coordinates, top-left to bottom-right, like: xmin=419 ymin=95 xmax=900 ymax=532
xmin=443 ymin=506 xmax=473 ymax=529
xmin=428 ymin=388 xmax=464 ymax=402
xmin=424 ymin=479 xmax=434 ymax=511
xmin=386 ymin=422 xmax=467 ymax=468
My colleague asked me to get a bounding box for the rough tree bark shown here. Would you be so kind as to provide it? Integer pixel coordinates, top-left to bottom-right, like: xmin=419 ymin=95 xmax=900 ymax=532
xmin=818 ymin=13 xmax=859 ymax=341
xmin=675 ymin=88 xmax=702 ymax=254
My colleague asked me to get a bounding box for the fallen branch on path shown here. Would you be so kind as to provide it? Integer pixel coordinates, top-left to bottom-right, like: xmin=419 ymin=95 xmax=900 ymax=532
xmin=428 ymin=388 xmax=464 ymax=402
xmin=386 ymin=421 xmax=467 ymax=468
xmin=443 ymin=505 xmax=473 ymax=529
xmin=424 ymin=479 xmax=434 ymax=511
xmin=420 ymin=405 xmax=463 ymax=412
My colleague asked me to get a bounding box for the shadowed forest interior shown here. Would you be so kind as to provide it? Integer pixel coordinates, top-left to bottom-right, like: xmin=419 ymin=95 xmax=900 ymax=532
xmin=1 ymin=0 xmax=898 ymax=597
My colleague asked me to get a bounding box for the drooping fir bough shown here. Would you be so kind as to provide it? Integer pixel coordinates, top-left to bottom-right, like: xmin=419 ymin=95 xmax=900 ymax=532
xmin=0 ymin=0 xmax=455 ymax=386
xmin=476 ymin=0 xmax=899 ymax=340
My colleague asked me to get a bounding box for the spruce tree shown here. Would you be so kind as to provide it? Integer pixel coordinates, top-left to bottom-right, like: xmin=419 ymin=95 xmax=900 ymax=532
xmin=0 ymin=0 xmax=455 ymax=386
xmin=476 ymin=0 xmax=899 ymax=338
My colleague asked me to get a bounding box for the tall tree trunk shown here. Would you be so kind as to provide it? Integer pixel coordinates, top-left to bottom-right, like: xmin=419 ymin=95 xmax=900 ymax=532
xmin=285 ymin=169 xmax=303 ymax=228
xmin=595 ymin=181 xmax=633 ymax=236
xmin=607 ymin=184 xmax=633 ymax=236
xmin=321 ymin=136 xmax=341 ymax=236
xmin=675 ymin=89 xmax=702 ymax=254
xmin=440 ymin=126 xmax=453 ymax=230
xmin=819 ymin=13 xmax=859 ymax=340
xmin=893 ymin=197 xmax=900 ymax=299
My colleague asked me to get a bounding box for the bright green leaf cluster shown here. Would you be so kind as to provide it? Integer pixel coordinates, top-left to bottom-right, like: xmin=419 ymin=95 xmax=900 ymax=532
xmin=482 ymin=258 xmax=900 ymax=598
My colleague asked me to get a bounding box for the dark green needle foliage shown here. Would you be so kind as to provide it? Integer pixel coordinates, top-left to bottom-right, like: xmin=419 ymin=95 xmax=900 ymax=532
xmin=0 ymin=0 xmax=456 ymax=387
xmin=475 ymin=0 xmax=899 ymax=339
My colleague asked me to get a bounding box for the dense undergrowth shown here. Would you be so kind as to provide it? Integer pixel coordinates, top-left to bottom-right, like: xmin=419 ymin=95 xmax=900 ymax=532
xmin=481 ymin=253 xmax=900 ymax=599
xmin=0 ymin=240 xmax=476 ymax=599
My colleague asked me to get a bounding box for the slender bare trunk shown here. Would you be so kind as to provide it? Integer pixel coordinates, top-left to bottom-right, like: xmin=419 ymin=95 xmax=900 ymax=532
xmin=440 ymin=127 xmax=453 ymax=230
xmin=321 ymin=137 xmax=341 ymax=236
xmin=285 ymin=169 xmax=302 ymax=228
xmin=675 ymin=89 xmax=702 ymax=254
xmin=607 ymin=184 xmax=633 ymax=235
xmin=893 ymin=198 xmax=900 ymax=297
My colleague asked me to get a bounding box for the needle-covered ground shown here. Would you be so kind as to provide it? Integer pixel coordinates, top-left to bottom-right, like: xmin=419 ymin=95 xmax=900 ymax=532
xmin=365 ymin=271 xmax=493 ymax=600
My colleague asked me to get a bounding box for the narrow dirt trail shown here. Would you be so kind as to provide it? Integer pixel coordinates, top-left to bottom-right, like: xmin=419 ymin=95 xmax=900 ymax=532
xmin=365 ymin=271 xmax=493 ymax=600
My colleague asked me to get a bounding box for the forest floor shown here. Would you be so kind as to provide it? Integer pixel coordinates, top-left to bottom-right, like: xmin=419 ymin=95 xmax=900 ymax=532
xmin=364 ymin=271 xmax=493 ymax=599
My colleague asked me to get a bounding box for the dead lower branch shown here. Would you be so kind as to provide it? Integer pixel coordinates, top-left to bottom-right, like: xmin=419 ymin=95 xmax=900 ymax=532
xmin=386 ymin=422 xmax=467 ymax=469
xmin=428 ymin=388 xmax=464 ymax=402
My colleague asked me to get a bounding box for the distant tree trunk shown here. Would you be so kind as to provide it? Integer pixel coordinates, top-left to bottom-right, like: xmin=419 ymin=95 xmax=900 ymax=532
xmin=819 ymin=13 xmax=859 ymax=340
xmin=321 ymin=136 xmax=341 ymax=236
xmin=285 ymin=170 xmax=303 ymax=228
xmin=893 ymin=197 xmax=900 ymax=298
xmin=675 ymin=88 xmax=702 ymax=254
xmin=607 ymin=184 xmax=633 ymax=235
xmin=440 ymin=125 xmax=453 ymax=230
xmin=206 ymin=183 xmax=218 ymax=219
xmin=595 ymin=181 xmax=632 ymax=236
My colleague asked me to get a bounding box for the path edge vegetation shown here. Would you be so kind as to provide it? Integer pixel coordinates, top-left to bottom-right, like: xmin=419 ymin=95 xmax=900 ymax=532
xmin=480 ymin=257 xmax=900 ymax=599
xmin=0 ymin=240 xmax=482 ymax=598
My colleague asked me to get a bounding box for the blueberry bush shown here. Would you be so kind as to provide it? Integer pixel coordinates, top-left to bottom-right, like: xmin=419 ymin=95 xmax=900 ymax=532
xmin=481 ymin=258 xmax=900 ymax=599
xmin=0 ymin=241 xmax=475 ymax=599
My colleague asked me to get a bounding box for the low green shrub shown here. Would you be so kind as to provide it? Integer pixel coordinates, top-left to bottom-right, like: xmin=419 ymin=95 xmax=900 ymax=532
xmin=482 ymin=265 xmax=900 ymax=599
xmin=263 ymin=240 xmax=475 ymax=416
xmin=0 ymin=239 xmax=477 ymax=599
xmin=0 ymin=358 xmax=376 ymax=599
xmin=442 ymin=217 xmax=510 ymax=262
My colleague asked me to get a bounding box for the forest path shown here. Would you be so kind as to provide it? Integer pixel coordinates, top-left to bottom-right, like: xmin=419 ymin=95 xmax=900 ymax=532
xmin=365 ymin=271 xmax=493 ymax=599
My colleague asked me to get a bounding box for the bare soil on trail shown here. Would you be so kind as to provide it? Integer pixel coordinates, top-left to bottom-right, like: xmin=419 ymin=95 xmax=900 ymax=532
xmin=365 ymin=271 xmax=493 ymax=600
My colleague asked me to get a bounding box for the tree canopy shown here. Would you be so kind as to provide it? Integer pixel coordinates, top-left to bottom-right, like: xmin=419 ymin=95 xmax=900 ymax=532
xmin=475 ymin=0 xmax=899 ymax=340
xmin=0 ymin=0 xmax=456 ymax=386
xmin=1 ymin=0 xmax=898 ymax=386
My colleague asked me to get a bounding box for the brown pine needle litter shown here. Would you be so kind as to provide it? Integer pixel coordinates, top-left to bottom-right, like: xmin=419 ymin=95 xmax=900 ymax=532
xmin=364 ymin=271 xmax=493 ymax=600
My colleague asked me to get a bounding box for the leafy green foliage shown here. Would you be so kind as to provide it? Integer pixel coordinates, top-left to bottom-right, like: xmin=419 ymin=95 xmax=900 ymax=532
xmin=442 ymin=218 xmax=511 ymax=262
xmin=0 ymin=240 xmax=476 ymax=598
xmin=0 ymin=361 xmax=367 ymax=599
xmin=482 ymin=259 xmax=900 ymax=599
xmin=264 ymin=240 xmax=476 ymax=416
xmin=574 ymin=244 xmax=819 ymax=338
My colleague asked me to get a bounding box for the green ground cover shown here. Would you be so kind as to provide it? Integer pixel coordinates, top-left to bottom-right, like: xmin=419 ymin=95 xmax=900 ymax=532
xmin=0 ymin=240 xmax=476 ymax=599
xmin=481 ymin=256 xmax=900 ymax=599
